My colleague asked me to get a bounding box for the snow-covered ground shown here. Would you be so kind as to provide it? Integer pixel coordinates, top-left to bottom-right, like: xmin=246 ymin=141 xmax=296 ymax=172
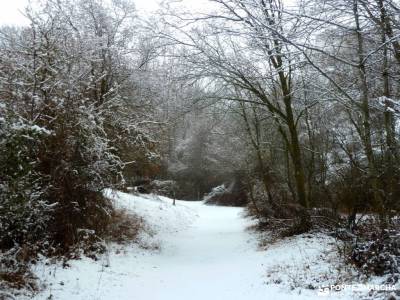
xmin=25 ymin=191 xmax=395 ymax=300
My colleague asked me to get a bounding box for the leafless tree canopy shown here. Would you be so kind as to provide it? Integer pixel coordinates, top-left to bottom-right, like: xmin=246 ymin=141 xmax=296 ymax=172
xmin=1 ymin=0 xmax=400 ymax=287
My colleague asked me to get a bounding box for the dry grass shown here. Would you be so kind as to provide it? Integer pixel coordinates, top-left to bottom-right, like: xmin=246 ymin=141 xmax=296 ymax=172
xmin=0 ymin=208 xmax=145 ymax=297
xmin=0 ymin=272 xmax=24 ymax=290
xmin=0 ymin=263 xmax=38 ymax=299
xmin=106 ymin=209 xmax=144 ymax=244
xmin=0 ymin=207 xmax=149 ymax=299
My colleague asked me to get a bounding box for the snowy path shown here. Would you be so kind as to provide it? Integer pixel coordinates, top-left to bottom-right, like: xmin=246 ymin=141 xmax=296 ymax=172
xmin=32 ymin=194 xmax=351 ymax=300
xmin=126 ymin=202 xmax=269 ymax=300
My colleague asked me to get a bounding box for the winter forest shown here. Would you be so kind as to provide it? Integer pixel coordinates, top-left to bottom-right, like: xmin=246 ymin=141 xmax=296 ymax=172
xmin=1 ymin=0 xmax=400 ymax=299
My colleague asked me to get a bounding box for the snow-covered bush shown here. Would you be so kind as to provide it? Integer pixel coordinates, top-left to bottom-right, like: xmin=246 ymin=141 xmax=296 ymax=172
xmin=149 ymin=180 xmax=178 ymax=198
xmin=0 ymin=0 xmax=161 ymax=256
xmin=204 ymin=184 xmax=228 ymax=202
xmin=247 ymin=179 xmax=341 ymax=238
xmin=348 ymin=219 xmax=400 ymax=280
xmin=0 ymin=117 xmax=52 ymax=250
xmin=204 ymin=181 xmax=247 ymax=206
xmin=37 ymin=104 xmax=122 ymax=249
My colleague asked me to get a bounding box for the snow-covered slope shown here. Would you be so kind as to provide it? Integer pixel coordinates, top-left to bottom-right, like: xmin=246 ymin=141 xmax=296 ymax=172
xmin=29 ymin=191 xmax=196 ymax=300
xmin=106 ymin=189 xmax=197 ymax=239
xmin=26 ymin=191 xmax=385 ymax=300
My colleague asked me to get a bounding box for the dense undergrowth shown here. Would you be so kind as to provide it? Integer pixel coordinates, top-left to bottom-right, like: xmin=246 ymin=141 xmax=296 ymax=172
xmin=246 ymin=179 xmax=400 ymax=288
xmin=0 ymin=0 xmax=159 ymax=294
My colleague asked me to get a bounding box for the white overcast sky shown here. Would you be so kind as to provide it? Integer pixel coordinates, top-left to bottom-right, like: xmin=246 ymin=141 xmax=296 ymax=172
xmin=0 ymin=0 xmax=30 ymax=26
xmin=0 ymin=0 xmax=296 ymax=26
xmin=0 ymin=0 xmax=162 ymax=26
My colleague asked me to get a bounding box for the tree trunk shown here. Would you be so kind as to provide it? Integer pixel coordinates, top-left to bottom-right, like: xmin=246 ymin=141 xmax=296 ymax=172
xmin=353 ymin=0 xmax=385 ymax=222
xmin=279 ymin=70 xmax=308 ymax=209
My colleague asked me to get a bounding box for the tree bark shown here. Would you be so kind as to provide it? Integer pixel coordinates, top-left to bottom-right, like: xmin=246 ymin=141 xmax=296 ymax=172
xmin=353 ymin=0 xmax=385 ymax=221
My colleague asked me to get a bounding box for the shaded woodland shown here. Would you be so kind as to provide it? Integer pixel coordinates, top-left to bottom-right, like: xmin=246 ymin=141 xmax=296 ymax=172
xmin=1 ymin=0 xmax=400 ymax=288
